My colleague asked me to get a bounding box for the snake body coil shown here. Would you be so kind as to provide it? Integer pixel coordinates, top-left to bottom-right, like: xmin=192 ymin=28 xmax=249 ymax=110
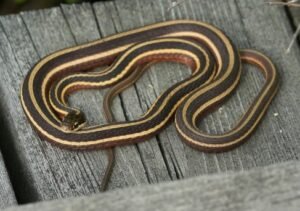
xmin=20 ymin=20 xmax=278 ymax=152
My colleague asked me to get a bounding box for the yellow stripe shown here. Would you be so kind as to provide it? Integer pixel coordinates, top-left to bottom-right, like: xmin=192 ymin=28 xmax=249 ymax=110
xmin=175 ymin=84 xmax=278 ymax=148
xmin=22 ymin=41 xmax=210 ymax=142
xmin=27 ymin=21 xmax=227 ymax=135
xmin=185 ymin=50 xmax=277 ymax=139
xmin=20 ymin=20 xmax=277 ymax=151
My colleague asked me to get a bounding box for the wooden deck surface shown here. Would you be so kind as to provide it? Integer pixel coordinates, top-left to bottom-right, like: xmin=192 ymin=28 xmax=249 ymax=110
xmin=0 ymin=151 xmax=16 ymax=208
xmin=0 ymin=0 xmax=299 ymax=209
xmin=4 ymin=161 xmax=300 ymax=211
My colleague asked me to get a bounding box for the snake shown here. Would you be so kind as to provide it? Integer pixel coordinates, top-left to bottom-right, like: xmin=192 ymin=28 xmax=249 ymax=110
xmin=20 ymin=19 xmax=278 ymax=153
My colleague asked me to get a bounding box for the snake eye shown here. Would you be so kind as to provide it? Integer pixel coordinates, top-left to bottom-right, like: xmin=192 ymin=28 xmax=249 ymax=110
xmin=73 ymin=122 xmax=79 ymax=129
xmin=61 ymin=110 xmax=86 ymax=131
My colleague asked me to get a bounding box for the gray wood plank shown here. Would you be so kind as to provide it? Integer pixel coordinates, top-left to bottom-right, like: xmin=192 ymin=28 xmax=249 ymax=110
xmin=289 ymin=5 xmax=300 ymax=25
xmin=0 ymin=0 xmax=300 ymax=203
xmin=93 ymin=1 xmax=172 ymax=183
xmin=59 ymin=3 xmax=151 ymax=189
xmin=92 ymin=0 xmax=300 ymax=180
xmin=289 ymin=4 xmax=300 ymax=51
xmin=4 ymin=160 xmax=300 ymax=211
xmin=0 ymin=12 xmax=74 ymax=202
xmin=0 ymin=65 xmax=16 ymax=207
xmin=0 ymin=151 xmax=16 ymax=209
xmin=0 ymin=3 xmax=148 ymax=203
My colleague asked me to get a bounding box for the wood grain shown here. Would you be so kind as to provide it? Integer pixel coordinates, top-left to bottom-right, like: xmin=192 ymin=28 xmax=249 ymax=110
xmin=3 ymin=161 xmax=300 ymax=211
xmin=0 ymin=17 xmax=26 ymax=208
xmin=288 ymin=3 xmax=300 ymax=52
xmin=0 ymin=0 xmax=299 ymax=204
xmin=289 ymin=5 xmax=300 ymax=25
xmin=0 ymin=150 xmax=16 ymax=209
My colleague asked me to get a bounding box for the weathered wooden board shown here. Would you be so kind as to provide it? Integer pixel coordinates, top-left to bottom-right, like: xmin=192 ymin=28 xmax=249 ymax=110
xmin=0 ymin=150 xmax=16 ymax=209
xmin=289 ymin=5 xmax=300 ymax=25
xmin=4 ymin=160 xmax=300 ymax=211
xmin=0 ymin=0 xmax=299 ymax=204
xmin=289 ymin=4 xmax=300 ymax=52
xmin=0 ymin=103 xmax=16 ymax=208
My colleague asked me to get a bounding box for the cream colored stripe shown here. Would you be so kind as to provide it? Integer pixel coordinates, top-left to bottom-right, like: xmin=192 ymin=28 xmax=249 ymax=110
xmin=184 ymin=50 xmax=277 ymax=139
xmin=22 ymin=20 xmax=232 ymax=146
xmin=29 ymin=40 xmax=207 ymax=132
xmin=28 ymin=21 xmax=225 ymax=130
xmin=175 ymin=84 xmax=278 ymax=148
xmin=22 ymin=47 xmax=207 ymax=139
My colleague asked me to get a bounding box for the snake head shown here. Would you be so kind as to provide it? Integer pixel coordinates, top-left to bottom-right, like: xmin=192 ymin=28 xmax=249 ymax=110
xmin=61 ymin=110 xmax=86 ymax=131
